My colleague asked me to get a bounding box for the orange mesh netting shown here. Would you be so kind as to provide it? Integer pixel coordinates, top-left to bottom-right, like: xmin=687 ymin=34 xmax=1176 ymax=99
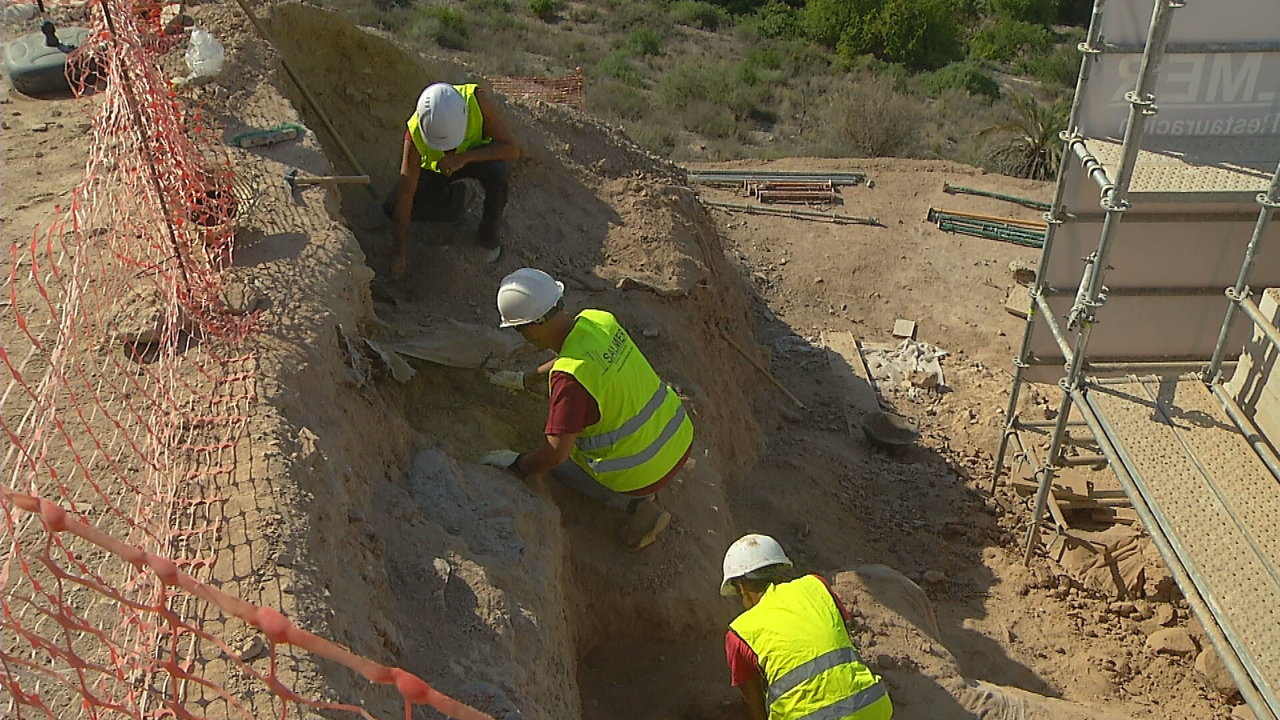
xmin=1 ymin=2 xmax=491 ymax=719
xmin=489 ymin=67 xmax=585 ymax=111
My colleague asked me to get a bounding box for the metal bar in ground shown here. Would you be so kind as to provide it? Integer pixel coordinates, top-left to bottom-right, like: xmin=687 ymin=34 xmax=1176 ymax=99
xmin=699 ymin=199 xmax=881 ymax=226
xmin=1073 ymin=385 xmax=1279 ymax=720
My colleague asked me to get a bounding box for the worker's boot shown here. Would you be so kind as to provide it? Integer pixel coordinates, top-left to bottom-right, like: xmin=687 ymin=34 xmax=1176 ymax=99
xmin=620 ymin=497 xmax=671 ymax=551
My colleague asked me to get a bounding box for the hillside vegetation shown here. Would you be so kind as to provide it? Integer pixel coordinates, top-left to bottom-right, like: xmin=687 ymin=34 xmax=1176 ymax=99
xmin=321 ymin=0 xmax=1090 ymax=178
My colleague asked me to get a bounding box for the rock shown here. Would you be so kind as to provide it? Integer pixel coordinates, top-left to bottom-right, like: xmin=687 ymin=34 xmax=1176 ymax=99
xmin=922 ymin=570 xmax=947 ymax=585
xmin=221 ymin=281 xmax=262 ymax=315
xmin=1232 ymin=705 xmax=1257 ymax=720
xmin=1195 ymin=648 xmax=1242 ymax=698
xmin=31 ymin=122 xmax=50 ymax=132
xmin=1108 ymin=601 xmax=1137 ymax=617
xmin=813 ymin=276 xmax=824 ymax=284
xmin=1146 ymin=627 xmax=1198 ymax=658
xmin=237 ymin=635 xmax=267 ymax=662
xmin=1134 ymin=600 xmax=1154 ymax=619
xmin=110 ymin=286 xmax=188 ymax=344
xmin=1008 ymin=259 xmax=1037 ymax=284
xmin=1153 ymin=604 xmax=1177 ymax=627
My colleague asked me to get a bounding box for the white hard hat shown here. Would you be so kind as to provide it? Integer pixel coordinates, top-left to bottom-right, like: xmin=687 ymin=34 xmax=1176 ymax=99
xmin=416 ymin=83 xmax=468 ymax=151
xmin=721 ymin=533 xmax=792 ymax=597
xmin=497 ymin=268 xmax=565 ymax=328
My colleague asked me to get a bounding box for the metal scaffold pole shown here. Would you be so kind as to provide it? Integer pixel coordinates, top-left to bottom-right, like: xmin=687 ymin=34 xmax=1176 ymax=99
xmin=1205 ymin=162 xmax=1280 ymax=383
xmin=993 ymin=0 xmax=1107 ymax=483
xmin=1023 ymin=0 xmax=1183 ymax=565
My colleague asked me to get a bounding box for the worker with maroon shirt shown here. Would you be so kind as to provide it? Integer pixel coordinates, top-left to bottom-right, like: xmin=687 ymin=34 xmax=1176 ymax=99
xmin=480 ymin=268 xmax=694 ymax=550
xmin=722 ymin=534 xmax=893 ymax=720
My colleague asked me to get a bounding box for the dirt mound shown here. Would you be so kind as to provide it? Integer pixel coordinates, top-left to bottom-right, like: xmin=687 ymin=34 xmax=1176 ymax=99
xmin=174 ymin=3 xmax=774 ymax=717
xmin=835 ymin=566 xmax=1132 ymax=720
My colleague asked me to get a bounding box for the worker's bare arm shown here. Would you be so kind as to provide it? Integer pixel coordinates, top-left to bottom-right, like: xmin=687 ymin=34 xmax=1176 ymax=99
xmin=518 ymin=358 xmax=558 ymax=392
xmin=515 ymin=432 xmax=578 ymax=475
xmin=737 ymin=674 xmax=768 ymax=720
xmin=440 ymin=88 xmax=521 ymax=172
xmin=390 ymin=136 xmax=422 ymax=278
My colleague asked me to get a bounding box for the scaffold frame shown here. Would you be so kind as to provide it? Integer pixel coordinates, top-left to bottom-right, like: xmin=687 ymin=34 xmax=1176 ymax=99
xmin=991 ymin=2 xmax=1280 ymax=718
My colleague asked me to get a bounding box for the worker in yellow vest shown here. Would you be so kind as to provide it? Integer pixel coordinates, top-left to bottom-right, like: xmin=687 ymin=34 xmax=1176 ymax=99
xmin=722 ymin=534 xmax=893 ymax=720
xmin=387 ymin=82 xmax=522 ymax=278
xmin=480 ymin=268 xmax=694 ymax=550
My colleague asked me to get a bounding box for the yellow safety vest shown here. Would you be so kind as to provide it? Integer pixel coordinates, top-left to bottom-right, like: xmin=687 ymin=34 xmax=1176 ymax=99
xmin=406 ymin=83 xmax=491 ymax=174
xmin=551 ymin=310 xmax=694 ymax=493
xmin=730 ymin=575 xmax=892 ymax=720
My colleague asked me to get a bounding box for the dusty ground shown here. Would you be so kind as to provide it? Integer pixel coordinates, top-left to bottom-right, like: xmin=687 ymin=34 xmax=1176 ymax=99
xmin=1 ymin=4 xmax=1250 ymax=720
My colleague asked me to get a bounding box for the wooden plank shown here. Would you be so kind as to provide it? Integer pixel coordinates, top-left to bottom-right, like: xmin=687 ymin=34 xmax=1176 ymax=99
xmin=821 ymin=331 xmax=881 ymax=416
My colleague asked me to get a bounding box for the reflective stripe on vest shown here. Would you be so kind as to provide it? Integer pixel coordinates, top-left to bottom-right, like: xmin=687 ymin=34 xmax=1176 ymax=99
xmin=794 ymin=683 xmax=888 ymax=720
xmin=768 ymin=647 xmax=862 ymax=704
xmin=729 ymin=576 xmax=892 ymax=720
xmin=552 ymin=310 xmax=694 ymax=493
xmin=406 ymin=83 xmax=490 ymax=173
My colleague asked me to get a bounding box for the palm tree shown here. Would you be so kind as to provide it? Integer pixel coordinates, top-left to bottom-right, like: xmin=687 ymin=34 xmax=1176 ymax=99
xmin=982 ymin=92 xmax=1069 ymax=180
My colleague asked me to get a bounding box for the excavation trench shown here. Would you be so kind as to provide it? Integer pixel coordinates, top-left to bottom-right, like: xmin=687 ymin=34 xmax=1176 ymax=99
xmin=262 ymin=5 xmax=767 ymax=718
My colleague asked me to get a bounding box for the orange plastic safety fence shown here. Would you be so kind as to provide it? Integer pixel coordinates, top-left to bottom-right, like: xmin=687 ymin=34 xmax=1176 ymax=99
xmin=489 ymin=67 xmax=585 ymax=111
xmin=1 ymin=1 xmax=493 ymax=719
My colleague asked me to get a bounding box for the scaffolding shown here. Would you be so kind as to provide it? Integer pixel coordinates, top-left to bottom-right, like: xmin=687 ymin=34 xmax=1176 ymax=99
xmin=992 ymin=2 xmax=1280 ymax=719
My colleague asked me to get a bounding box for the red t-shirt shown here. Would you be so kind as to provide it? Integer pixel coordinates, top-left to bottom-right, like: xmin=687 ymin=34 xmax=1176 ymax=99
xmin=724 ymin=574 xmax=852 ymax=688
xmin=546 ymin=371 xmax=688 ymax=495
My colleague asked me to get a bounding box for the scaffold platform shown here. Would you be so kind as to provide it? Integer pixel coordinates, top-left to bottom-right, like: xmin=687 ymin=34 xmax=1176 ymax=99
xmin=1081 ymin=375 xmax=1280 ymax=713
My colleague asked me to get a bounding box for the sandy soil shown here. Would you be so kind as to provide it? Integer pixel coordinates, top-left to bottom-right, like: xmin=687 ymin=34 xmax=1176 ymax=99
xmin=1 ymin=4 xmax=1248 ymax=720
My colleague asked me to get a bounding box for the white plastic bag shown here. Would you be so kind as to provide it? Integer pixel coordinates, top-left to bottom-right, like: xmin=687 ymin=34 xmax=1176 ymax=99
xmin=184 ymin=28 xmax=224 ymax=79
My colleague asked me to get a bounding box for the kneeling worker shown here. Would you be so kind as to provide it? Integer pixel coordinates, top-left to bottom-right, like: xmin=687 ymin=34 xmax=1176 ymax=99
xmin=481 ymin=268 xmax=693 ymax=550
xmin=722 ymin=534 xmax=893 ymax=720
xmin=388 ymin=82 xmax=521 ymax=278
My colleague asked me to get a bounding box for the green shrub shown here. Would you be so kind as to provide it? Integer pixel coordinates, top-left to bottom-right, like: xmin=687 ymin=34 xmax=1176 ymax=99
xmin=1016 ymin=41 xmax=1081 ymax=88
xmin=628 ymin=124 xmax=680 ymax=155
xmin=754 ymin=0 xmax=799 ymax=39
xmin=982 ymin=92 xmax=1068 ymax=179
xmin=920 ymin=61 xmax=1000 ymax=100
xmin=595 ymin=50 xmax=643 ymax=84
xmin=989 ymin=0 xmax=1055 ymax=25
xmin=969 ymin=17 xmax=1052 ymax=62
xmin=604 ymin=3 xmax=668 ymax=32
xmin=589 ymin=79 xmax=650 ymax=121
xmin=417 ymin=7 xmax=469 ymax=49
xmin=820 ymin=75 xmax=922 ymax=157
xmin=528 ymin=0 xmax=558 ymax=21
xmin=625 ymin=27 xmax=665 ymax=56
xmin=686 ymin=99 xmax=740 ymax=138
xmin=465 ymin=0 xmax=511 ymax=10
xmin=799 ymin=0 xmax=860 ymax=48
xmin=671 ymin=0 xmax=729 ymax=30
xmin=834 ymin=0 xmax=966 ymax=70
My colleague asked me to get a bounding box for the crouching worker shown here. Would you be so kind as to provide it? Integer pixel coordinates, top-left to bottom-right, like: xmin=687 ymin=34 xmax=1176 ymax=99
xmin=387 ymin=82 xmax=521 ymax=278
xmin=722 ymin=534 xmax=893 ymax=720
xmin=480 ymin=268 xmax=694 ymax=551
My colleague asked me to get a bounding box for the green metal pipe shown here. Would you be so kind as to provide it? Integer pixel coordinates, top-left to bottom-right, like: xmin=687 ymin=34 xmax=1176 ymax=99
xmin=943 ymin=182 xmax=1052 ymax=211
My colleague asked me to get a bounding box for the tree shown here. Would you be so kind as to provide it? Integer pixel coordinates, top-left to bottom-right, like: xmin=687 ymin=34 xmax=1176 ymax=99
xmin=982 ymin=93 xmax=1069 ymax=179
xmin=832 ymin=0 xmax=966 ymax=70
